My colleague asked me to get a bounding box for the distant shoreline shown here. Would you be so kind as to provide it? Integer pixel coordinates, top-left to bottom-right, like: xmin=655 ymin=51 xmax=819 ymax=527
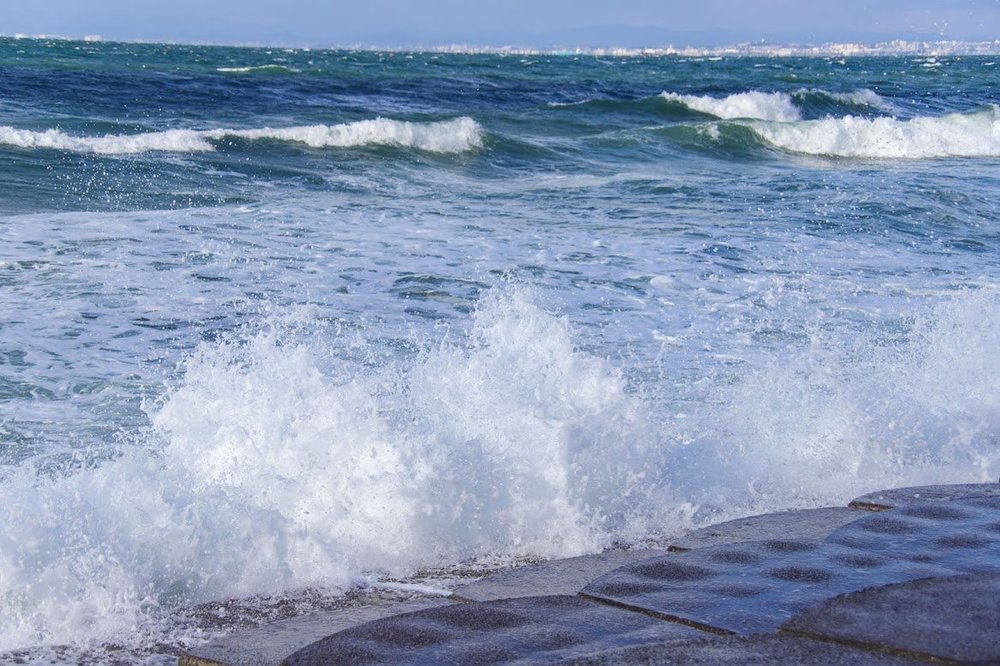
xmin=3 ymin=33 xmax=1000 ymax=57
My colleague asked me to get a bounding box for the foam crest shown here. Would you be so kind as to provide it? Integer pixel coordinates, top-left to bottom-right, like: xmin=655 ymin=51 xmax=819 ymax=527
xmin=747 ymin=105 xmax=1000 ymax=158
xmin=210 ymin=117 xmax=483 ymax=153
xmin=0 ymin=118 xmax=483 ymax=155
xmin=661 ymin=91 xmax=802 ymax=121
xmin=216 ymin=64 xmax=301 ymax=74
xmin=0 ymin=126 xmax=214 ymax=154
xmin=824 ymin=88 xmax=891 ymax=109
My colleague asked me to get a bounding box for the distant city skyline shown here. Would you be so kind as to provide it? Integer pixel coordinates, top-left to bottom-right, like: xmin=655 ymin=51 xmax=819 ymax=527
xmin=2 ymin=0 xmax=999 ymax=48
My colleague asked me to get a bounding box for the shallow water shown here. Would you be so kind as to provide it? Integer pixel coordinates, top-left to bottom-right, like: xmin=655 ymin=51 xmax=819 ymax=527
xmin=0 ymin=38 xmax=998 ymax=658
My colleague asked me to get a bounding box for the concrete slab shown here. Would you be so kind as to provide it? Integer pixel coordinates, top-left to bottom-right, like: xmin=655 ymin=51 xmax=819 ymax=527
xmin=559 ymin=634 xmax=921 ymax=665
xmin=282 ymin=595 xmax=707 ymax=665
xmin=582 ymin=497 xmax=1000 ymax=635
xmin=450 ymin=549 xmax=662 ymax=603
xmin=784 ymin=573 xmax=1000 ymax=663
xmin=581 ymin=539 xmax=953 ymax=635
xmin=179 ymin=597 xmax=454 ymax=666
xmin=848 ymin=483 xmax=1000 ymax=511
xmin=824 ymin=496 xmax=1000 ymax=573
xmin=668 ymin=507 xmax=862 ymax=551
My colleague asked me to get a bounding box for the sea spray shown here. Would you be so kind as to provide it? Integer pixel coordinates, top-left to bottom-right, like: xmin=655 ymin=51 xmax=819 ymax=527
xmin=0 ymin=289 xmax=676 ymax=652
xmin=673 ymin=289 xmax=1000 ymax=518
xmin=2 ymin=286 xmax=998 ymax=653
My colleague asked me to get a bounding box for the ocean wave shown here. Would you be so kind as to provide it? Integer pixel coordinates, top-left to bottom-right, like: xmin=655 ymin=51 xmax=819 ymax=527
xmin=746 ymin=105 xmax=1000 ymax=158
xmin=0 ymin=289 xmax=668 ymax=651
xmin=216 ymin=64 xmax=301 ymax=74
xmin=207 ymin=117 xmax=483 ymax=152
xmin=2 ymin=286 xmax=998 ymax=652
xmin=0 ymin=126 xmax=214 ymax=154
xmin=681 ymin=290 xmax=1000 ymax=510
xmin=660 ymin=88 xmax=890 ymax=122
xmin=661 ymin=91 xmax=802 ymax=121
xmin=0 ymin=117 xmax=484 ymax=155
xmin=818 ymin=88 xmax=891 ymax=109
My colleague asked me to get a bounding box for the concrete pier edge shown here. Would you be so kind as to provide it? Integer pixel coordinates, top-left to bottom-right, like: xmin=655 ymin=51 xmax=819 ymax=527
xmin=179 ymin=482 xmax=1000 ymax=665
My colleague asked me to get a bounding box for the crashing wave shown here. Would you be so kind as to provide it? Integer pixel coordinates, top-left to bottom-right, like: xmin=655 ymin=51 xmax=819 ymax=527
xmin=661 ymin=88 xmax=891 ymax=122
xmin=746 ymin=105 xmax=1000 ymax=158
xmin=0 ymin=117 xmax=484 ymax=155
xmin=661 ymin=91 xmax=802 ymax=121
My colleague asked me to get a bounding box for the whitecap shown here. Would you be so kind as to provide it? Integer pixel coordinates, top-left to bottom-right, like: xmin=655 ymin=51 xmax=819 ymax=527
xmin=0 ymin=117 xmax=484 ymax=155
xmin=208 ymin=117 xmax=483 ymax=153
xmin=216 ymin=64 xmax=301 ymax=74
xmin=0 ymin=126 xmax=214 ymax=154
xmin=746 ymin=105 xmax=1000 ymax=158
xmin=661 ymin=90 xmax=802 ymax=121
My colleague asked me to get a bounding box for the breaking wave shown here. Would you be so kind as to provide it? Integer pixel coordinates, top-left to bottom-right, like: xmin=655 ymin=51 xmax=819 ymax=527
xmin=0 ymin=289 xmax=670 ymax=652
xmin=746 ymin=105 xmax=1000 ymax=158
xmin=0 ymin=117 xmax=484 ymax=155
xmin=216 ymin=64 xmax=301 ymax=74
xmin=661 ymin=90 xmax=802 ymax=121
xmin=660 ymin=88 xmax=890 ymax=122
xmin=1 ymin=287 xmax=997 ymax=652
xmin=0 ymin=126 xmax=214 ymax=154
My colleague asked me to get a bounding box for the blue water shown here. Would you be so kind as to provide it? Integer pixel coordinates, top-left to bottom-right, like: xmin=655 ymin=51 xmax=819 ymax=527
xmin=1 ymin=38 xmax=998 ymax=659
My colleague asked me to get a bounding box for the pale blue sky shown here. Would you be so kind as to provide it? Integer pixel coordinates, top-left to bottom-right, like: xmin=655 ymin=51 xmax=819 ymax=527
xmin=1 ymin=0 xmax=999 ymax=47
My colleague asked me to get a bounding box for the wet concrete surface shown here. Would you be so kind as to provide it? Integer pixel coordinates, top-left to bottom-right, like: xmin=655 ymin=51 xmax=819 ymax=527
xmin=667 ymin=507 xmax=863 ymax=551
xmin=178 ymin=483 xmax=1000 ymax=665
xmin=785 ymin=573 xmax=1000 ymax=663
xmin=283 ymin=595 xmax=705 ymax=665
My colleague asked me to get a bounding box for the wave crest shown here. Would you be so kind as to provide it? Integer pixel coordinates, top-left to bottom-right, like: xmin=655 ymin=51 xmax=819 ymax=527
xmin=747 ymin=105 xmax=1000 ymax=158
xmin=0 ymin=117 xmax=484 ymax=155
xmin=0 ymin=126 xmax=213 ymax=155
xmin=660 ymin=88 xmax=890 ymax=122
xmin=661 ymin=91 xmax=802 ymax=121
xmin=209 ymin=117 xmax=483 ymax=153
xmin=216 ymin=64 xmax=301 ymax=74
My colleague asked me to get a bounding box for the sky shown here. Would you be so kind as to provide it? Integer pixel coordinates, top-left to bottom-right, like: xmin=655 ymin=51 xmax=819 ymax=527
xmin=1 ymin=0 xmax=999 ymax=47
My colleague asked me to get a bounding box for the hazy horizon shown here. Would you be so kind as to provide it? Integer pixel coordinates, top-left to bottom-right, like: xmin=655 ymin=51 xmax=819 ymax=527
xmin=2 ymin=0 xmax=998 ymax=49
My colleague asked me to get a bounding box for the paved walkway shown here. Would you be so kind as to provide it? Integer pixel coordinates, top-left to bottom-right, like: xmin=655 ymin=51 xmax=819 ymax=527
xmin=180 ymin=483 xmax=1000 ymax=665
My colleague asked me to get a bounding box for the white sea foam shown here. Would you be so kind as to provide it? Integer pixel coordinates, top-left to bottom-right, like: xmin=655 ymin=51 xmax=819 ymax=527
xmin=824 ymin=88 xmax=891 ymax=109
xmin=747 ymin=105 xmax=1000 ymax=158
xmin=216 ymin=64 xmax=301 ymax=74
xmin=0 ymin=289 xmax=670 ymax=652
xmin=0 ymin=117 xmax=484 ymax=155
xmin=680 ymin=290 xmax=1000 ymax=512
xmin=207 ymin=117 xmax=483 ymax=152
xmin=1 ymin=287 xmax=998 ymax=653
xmin=661 ymin=91 xmax=802 ymax=121
xmin=0 ymin=126 xmax=214 ymax=154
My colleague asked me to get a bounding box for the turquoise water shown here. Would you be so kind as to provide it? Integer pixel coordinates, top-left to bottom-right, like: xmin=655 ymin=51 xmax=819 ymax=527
xmin=1 ymin=38 xmax=998 ymax=658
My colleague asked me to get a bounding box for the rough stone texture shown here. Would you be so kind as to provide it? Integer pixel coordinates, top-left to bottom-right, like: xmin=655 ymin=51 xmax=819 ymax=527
xmin=668 ymin=507 xmax=862 ymax=551
xmin=559 ymin=634 xmax=921 ymax=665
xmin=450 ymin=549 xmax=662 ymax=602
xmin=785 ymin=573 xmax=1000 ymax=663
xmin=282 ymin=595 xmax=706 ymax=665
xmin=179 ymin=598 xmax=454 ymax=666
xmin=849 ymin=483 xmax=1000 ymax=511
xmin=582 ymin=497 xmax=1000 ymax=635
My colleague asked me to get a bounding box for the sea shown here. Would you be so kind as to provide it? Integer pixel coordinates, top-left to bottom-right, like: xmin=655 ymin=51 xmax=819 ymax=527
xmin=1 ymin=37 xmax=998 ymax=662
